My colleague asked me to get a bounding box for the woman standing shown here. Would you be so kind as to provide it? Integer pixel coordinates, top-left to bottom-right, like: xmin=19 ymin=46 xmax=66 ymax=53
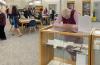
xmin=11 ymin=6 xmax=22 ymax=36
xmin=0 ymin=9 xmax=6 ymax=40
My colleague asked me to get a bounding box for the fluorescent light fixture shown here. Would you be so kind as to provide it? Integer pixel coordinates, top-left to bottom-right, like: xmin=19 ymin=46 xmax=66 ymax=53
xmin=29 ymin=2 xmax=34 ymax=5
xmin=34 ymin=0 xmax=41 ymax=5
xmin=0 ymin=0 xmax=6 ymax=5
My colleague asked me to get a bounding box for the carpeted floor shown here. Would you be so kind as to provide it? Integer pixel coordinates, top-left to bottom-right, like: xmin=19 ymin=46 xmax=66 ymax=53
xmin=0 ymin=20 xmax=40 ymax=65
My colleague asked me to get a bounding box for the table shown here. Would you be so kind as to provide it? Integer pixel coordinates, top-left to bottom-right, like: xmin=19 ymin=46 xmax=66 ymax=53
xmin=19 ymin=19 xmax=34 ymax=32
xmin=19 ymin=18 xmax=42 ymax=32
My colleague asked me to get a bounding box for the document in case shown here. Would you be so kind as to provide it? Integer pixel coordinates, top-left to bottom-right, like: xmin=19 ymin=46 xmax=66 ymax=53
xmin=47 ymin=59 xmax=61 ymax=65
xmin=76 ymin=53 xmax=87 ymax=65
xmin=48 ymin=59 xmax=72 ymax=65
xmin=60 ymin=63 xmax=72 ymax=65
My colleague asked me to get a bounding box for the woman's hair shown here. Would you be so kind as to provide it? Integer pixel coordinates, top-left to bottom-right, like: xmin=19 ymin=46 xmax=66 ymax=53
xmin=12 ymin=6 xmax=18 ymax=14
xmin=61 ymin=8 xmax=71 ymax=19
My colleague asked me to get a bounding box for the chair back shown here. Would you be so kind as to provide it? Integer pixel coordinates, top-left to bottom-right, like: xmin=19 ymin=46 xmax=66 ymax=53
xmin=28 ymin=20 xmax=37 ymax=27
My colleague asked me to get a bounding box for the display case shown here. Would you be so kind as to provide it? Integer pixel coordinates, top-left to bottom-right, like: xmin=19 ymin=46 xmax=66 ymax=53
xmin=40 ymin=26 xmax=91 ymax=65
xmin=91 ymin=29 xmax=100 ymax=65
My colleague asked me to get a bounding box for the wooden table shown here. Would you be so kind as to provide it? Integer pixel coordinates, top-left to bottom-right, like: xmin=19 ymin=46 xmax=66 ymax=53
xmin=19 ymin=18 xmax=42 ymax=32
xmin=19 ymin=19 xmax=35 ymax=32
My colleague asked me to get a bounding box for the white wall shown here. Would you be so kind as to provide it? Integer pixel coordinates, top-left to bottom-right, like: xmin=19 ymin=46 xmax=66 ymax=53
xmin=75 ymin=0 xmax=82 ymax=15
xmin=6 ymin=0 xmax=29 ymax=9
xmin=61 ymin=0 xmax=67 ymax=11
xmin=42 ymin=0 xmax=61 ymax=14
xmin=94 ymin=0 xmax=100 ymax=1
xmin=42 ymin=0 xmax=69 ymax=14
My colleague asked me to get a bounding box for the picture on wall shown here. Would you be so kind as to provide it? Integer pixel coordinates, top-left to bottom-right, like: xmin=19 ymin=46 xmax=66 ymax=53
xmin=82 ymin=1 xmax=91 ymax=16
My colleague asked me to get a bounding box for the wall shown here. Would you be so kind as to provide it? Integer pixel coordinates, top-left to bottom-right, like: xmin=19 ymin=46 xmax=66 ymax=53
xmin=42 ymin=0 xmax=61 ymax=14
xmin=61 ymin=0 xmax=67 ymax=11
xmin=6 ymin=0 xmax=30 ymax=9
xmin=75 ymin=0 xmax=82 ymax=15
xmin=42 ymin=0 xmax=71 ymax=14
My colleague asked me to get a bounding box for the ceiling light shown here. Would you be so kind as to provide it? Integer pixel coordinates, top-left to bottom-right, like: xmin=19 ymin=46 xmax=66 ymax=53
xmin=29 ymin=2 xmax=34 ymax=5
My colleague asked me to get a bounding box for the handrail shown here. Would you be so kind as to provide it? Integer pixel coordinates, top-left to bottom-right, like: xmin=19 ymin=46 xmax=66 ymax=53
xmin=40 ymin=25 xmax=90 ymax=37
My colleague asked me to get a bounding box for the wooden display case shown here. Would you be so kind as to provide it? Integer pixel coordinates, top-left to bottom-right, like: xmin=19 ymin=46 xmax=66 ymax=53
xmin=91 ymin=29 xmax=100 ymax=65
xmin=40 ymin=26 xmax=91 ymax=65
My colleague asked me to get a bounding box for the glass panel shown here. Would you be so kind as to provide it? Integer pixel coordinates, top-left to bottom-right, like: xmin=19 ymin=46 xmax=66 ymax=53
xmin=41 ymin=30 xmax=89 ymax=65
xmin=93 ymin=38 xmax=100 ymax=65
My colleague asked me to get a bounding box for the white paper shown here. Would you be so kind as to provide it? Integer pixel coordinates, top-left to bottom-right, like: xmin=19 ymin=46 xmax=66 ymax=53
xmin=78 ymin=15 xmax=91 ymax=33
xmin=48 ymin=59 xmax=71 ymax=65
xmin=47 ymin=39 xmax=75 ymax=48
xmin=47 ymin=60 xmax=61 ymax=65
xmin=60 ymin=63 xmax=71 ymax=65
xmin=76 ymin=53 xmax=87 ymax=65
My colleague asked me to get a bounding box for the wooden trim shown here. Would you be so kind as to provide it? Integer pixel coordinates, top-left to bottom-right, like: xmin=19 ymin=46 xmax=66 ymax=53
xmin=41 ymin=30 xmax=89 ymax=37
xmin=67 ymin=1 xmax=75 ymax=4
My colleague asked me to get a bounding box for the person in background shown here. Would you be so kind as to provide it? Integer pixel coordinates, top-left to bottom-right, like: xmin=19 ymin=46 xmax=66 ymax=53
xmin=53 ymin=8 xmax=82 ymax=61
xmin=23 ymin=8 xmax=29 ymax=18
xmin=42 ymin=8 xmax=49 ymax=25
xmin=6 ymin=6 xmax=9 ymax=18
xmin=28 ymin=7 xmax=32 ymax=18
xmin=11 ymin=6 xmax=22 ymax=37
xmin=0 ymin=9 xmax=6 ymax=40
xmin=8 ymin=7 xmax=14 ymax=32
xmin=42 ymin=8 xmax=49 ymax=16
xmin=49 ymin=8 xmax=56 ymax=21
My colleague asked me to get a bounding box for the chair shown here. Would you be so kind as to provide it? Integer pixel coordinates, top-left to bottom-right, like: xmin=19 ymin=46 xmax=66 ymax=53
xmin=27 ymin=20 xmax=37 ymax=32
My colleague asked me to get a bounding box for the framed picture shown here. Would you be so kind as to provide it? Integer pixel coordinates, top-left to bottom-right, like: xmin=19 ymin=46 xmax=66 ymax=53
xmin=82 ymin=1 xmax=91 ymax=16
